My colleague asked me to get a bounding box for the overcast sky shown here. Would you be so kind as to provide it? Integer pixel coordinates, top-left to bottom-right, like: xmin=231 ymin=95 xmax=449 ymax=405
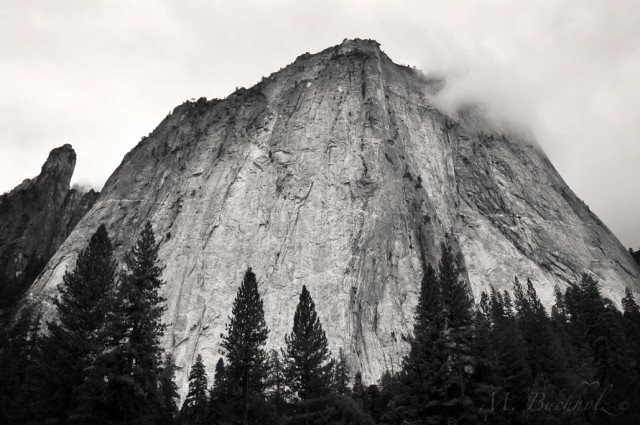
xmin=1 ymin=0 xmax=638 ymax=247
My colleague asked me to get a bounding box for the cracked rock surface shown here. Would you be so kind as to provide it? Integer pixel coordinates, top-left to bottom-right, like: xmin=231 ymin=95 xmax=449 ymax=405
xmin=26 ymin=39 xmax=640 ymax=395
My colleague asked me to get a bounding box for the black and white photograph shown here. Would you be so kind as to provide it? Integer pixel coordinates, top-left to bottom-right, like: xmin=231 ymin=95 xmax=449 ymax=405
xmin=1 ymin=1 xmax=639 ymax=424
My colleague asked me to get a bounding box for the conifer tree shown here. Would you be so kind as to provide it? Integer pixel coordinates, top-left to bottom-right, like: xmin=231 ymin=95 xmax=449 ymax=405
xmin=622 ymin=287 xmax=640 ymax=319
xmin=265 ymin=350 xmax=287 ymax=416
xmin=332 ymin=348 xmax=351 ymax=395
xmin=208 ymin=357 xmax=231 ymax=423
xmin=392 ymin=263 xmax=440 ymax=423
xmin=621 ymin=288 xmax=640 ymax=420
xmin=220 ymin=267 xmax=269 ymax=425
xmin=390 ymin=245 xmax=476 ymax=424
xmin=378 ymin=371 xmax=401 ymax=422
xmin=107 ymin=221 xmax=168 ymax=423
xmin=33 ymin=224 xmax=117 ymax=424
xmin=468 ymin=291 xmax=500 ymax=422
xmin=512 ymin=278 xmax=559 ymax=381
xmin=436 ymin=243 xmax=475 ymax=423
xmin=284 ymin=285 xmax=332 ymax=402
xmin=181 ymin=354 xmax=209 ymax=425
xmin=488 ymin=288 xmax=531 ymax=419
xmin=158 ymin=354 xmax=180 ymax=425
xmin=0 ymin=306 xmax=40 ymax=424
xmin=351 ymin=371 xmax=366 ymax=408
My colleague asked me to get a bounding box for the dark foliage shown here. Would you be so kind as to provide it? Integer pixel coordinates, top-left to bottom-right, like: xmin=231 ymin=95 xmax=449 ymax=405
xmin=107 ymin=221 xmax=169 ymax=424
xmin=33 ymin=224 xmax=118 ymax=424
xmin=284 ymin=285 xmax=333 ymax=402
xmin=158 ymin=354 xmax=180 ymax=425
xmin=332 ymin=348 xmax=351 ymax=396
xmin=181 ymin=354 xmax=209 ymax=425
xmin=2 ymin=230 xmax=640 ymax=425
xmin=220 ymin=267 xmax=270 ymax=424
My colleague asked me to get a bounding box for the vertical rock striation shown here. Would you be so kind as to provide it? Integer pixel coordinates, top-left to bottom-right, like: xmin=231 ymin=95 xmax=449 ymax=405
xmin=0 ymin=144 xmax=98 ymax=311
xmin=26 ymin=39 xmax=640 ymax=394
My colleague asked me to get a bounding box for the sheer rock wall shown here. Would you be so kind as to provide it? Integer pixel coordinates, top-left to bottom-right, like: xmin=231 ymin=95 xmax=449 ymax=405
xmin=26 ymin=40 xmax=640 ymax=394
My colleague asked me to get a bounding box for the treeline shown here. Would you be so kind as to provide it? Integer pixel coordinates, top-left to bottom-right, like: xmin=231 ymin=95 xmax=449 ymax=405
xmin=1 ymin=225 xmax=639 ymax=425
xmin=0 ymin=223 xmax=175 ymax=425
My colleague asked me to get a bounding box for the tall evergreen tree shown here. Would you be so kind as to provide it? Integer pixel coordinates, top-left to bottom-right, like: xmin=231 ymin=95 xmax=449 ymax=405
xmin=622 ymin=287 xmax=640 ymax=320
xmin=351 ymin=371 xmax=367 ymax=408
xmin=332 ymin=348 xmax=351 ymax=395
xmin=512 ymin=278 xmax=559 ymax=382
xmin=107 ymin=221 xmax=168 ymax=423
xmin=158 ymin=354 xmax=180 ymax=425
xmin=467 ymin=291 xmax=501 ymax=423
xmin=0 ymin=306 xmax=40 ymax=424
xmin=389 ymin=244 xmax=476 ymax=425
xmin=621 ymin=287 xmax=640 ymax=421
xmin=284 ymin=285 xmax=332 ymax=402
xmin=436 ymin=243 xmax=475 ymax=424
xmin=390 ymin=262 xmax=440 ymax=424
xmin=181 ymin=354 xmax=209 ymax=425
xmin=33 ymin=224 xmax=117 ymax=424
xmin=208 ymin=357 xmax=232 ymax=424
xmin=220 ymin=267 xmax=269 ymax=425
xmin=488 ymin=288 xmax=531 ymax=422
xmin=265 ymin=350 xmax=287 ymax=416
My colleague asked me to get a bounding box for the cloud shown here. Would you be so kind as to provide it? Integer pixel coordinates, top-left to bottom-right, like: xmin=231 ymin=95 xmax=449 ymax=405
xmin=1 ymin=0 xmax=638 ymax=246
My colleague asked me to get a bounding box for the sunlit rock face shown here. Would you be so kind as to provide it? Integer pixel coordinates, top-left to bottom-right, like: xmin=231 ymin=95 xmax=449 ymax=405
xmin=27 ymin=39 xmax=640 ymax=394
xmin=0 ymin=144 xmax=97 ymax=308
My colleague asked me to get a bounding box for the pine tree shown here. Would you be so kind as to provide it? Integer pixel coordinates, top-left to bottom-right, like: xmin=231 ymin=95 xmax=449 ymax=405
xmin=561 ymin=275 xmax=635 ymax=422
xmin=158 ymin=354 xmax=179 ymax=425
xmin=622 ymin=287 xmax=640 ymax=319
xmin=389 ymin=245 xmax=476 ymax=424
xmin=436 ymin=243 xmax=476 ymax=424
xmin=351 ymin=371 xmax=366 ymax=408
xmin=107 ymin=221 xmax=168 ymax=423
xmin=208 ymin=357 xmax=232 ymax=423
xmin=34 ymin=224 xmax=117 ymax=424
xmin=378 ymin=371 xmax=401 ymax=422
xmin=366 ymin=384 xmax=382 ymax=423
xmin=392 ymin=262 xmax=441 ymax=424
xmin=220 ymin=267 xmax=269 ymax=425
xmin=265 ymin=350 xmax=287 ymax=416
xmin=181 ymin=354 xmax=209 ymax=425
xmin=488 ymin=288 xmax=531 ymax=421
xmin=332 ymin=348 xmax=351 ymax=395
xmin=513 ymin=278 xmax=559 ymax=382
xmin=468 ymin=291 xmax=501 ymax=422
xmin=621 ymin=287 xmax=640 ymax=421
xmin=0 ymin=306 xmax=40 ymax=424
xmin=572 ymin=274 xmax=612 ymax=383
xmin=284 ymin=285 xmax=332 ymax=402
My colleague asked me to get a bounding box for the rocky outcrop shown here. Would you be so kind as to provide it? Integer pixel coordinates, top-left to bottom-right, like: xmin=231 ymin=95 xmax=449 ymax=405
xmin=0 ymin=145 xmax=98 ymax=310
xmin=26 ymin=39 xmax=640 ymax=394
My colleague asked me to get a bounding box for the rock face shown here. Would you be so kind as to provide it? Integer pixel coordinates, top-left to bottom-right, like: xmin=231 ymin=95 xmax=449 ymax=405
xmin=0 ymin=145 xmax=98 ymax=309
xmin=27 ymin=39 xmax=640 ymax=393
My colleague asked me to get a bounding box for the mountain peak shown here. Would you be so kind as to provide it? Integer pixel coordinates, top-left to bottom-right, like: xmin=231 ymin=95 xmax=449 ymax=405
xmin=26 ymin=40 xmax=640 ymax=396
xmin=40 ymin=144 xmax=76 ymax=185
xmin=339 ymin=37 xmax=382 ymax=49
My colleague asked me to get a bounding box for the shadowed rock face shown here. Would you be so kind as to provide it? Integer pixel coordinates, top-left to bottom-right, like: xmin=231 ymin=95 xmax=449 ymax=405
xmin=26 ymin=39 xmax=640 ymax=393
xmin=0 ymin=145 xmax=98 ymax=310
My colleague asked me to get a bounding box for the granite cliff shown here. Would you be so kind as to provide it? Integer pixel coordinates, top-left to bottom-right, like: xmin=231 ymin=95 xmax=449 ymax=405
xmin=25 ymin=39 xmax=640 ymax=393
xmin=0 ymin=145 xmax=98 ymax=311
